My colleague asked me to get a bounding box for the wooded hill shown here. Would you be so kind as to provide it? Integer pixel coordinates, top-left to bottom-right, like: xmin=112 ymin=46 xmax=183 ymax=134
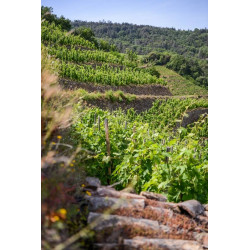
xmin=72 ymin=20 xmax=208 ymax=58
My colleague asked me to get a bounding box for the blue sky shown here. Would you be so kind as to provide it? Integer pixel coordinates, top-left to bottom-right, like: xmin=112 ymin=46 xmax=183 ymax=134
xmin=41 ymin=0 xmax=208 ymax=30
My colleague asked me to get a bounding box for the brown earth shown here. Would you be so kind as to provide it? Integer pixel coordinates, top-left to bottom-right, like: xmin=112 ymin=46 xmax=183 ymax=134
xmin=181 ymin=108 xmax=208 ymax=127
xmin=84 ymin=96 xmax=164 ymax=113
xmin=59 ymin=78 xmax=173 ymax=96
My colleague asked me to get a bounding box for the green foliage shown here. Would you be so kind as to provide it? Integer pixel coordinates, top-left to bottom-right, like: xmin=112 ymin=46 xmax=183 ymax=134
xmin=47 ymin=44 xmax=137 ymax=67
xmin=70 ymin=98 xmax=208 ymax=203
xmin=99 ymin=39 xmax=118 ymax=52
xmin=41 ymin=21 xmax=96 ymax=49
xmin=145 ymin=67 xmax=160 ymax=78
xmin=154 ymin=66 xmax=208 ymax=96
xmin=58 ymin=61 xmax=165 ymax=86
xmin=42 ymin=21 xmax=166 ymax=86
xmin=72 ymin=26 xmax=98 ymax=47
xmin=144 ymin=52 xmax=208 ymax=88
xmin=72 ymin=20 xmax=208 ymax=58
xmin=126 ymin=49 xmax=138 ymax=62
xmin=143 ymin=52 xmax=171 ymax=65
xmin=166 ymin=54 xmax=208 ymax=88
xmin=41 ymin=6 xmax=71 ymax=31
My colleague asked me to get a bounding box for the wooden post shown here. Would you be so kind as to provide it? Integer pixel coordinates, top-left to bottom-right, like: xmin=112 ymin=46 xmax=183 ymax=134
xmin=171 ymin=146 xmax=173 ymax=153
xmin=94 ymin=113 xmax=96 ymax=124
xmin=104 ymin=118 xmax=111 ymax=184
xmin=98 ymin=116 xmax=100 ymax=131
xmin=133 ymin=125 xmax=136 ymax=143
xmin=166 ymin=147 xmax=171 ymax=164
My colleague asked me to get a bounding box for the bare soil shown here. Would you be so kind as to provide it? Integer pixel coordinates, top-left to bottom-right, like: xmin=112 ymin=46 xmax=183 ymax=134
xmin=84 ymin=96 xmax=165 ymax=113
xmin=59 ymin=78 xmax=173 ymax=96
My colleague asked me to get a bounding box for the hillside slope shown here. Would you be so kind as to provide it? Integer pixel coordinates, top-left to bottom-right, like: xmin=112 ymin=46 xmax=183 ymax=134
xmin=155 ymin=66 xmax=208 ymax=96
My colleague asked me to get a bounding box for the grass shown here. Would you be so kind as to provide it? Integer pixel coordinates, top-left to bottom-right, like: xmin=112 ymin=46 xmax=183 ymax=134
xmin=74 ymin=89 xmax=136 ymax=103
xmin=155 ymin=66 xmax=208 ymax=96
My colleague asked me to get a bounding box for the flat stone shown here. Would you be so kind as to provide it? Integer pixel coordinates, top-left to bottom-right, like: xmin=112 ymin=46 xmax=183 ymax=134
xmin=86 ymin=196 xmax=145 ymax=211
xmin=85 ymin=177 xmax=101 ymax=190
xmin=87 ymin=212 xmax=170 ymax=233
xmin=178 ymin=200 xmax=204 ymax=218
xmin=140 ymin=191 xmax=167 ymax=202
xmin=123 ymin=237 xmax=203 ymax=250
xmin=204 ymin=211 xmax=208 ymax=217
xmin=96 ymin=187 xmax=145 ymax=199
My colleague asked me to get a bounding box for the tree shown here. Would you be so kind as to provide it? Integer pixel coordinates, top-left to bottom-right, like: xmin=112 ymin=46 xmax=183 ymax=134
xmin=41 ymin=6 xmax=71 ymax=31
xmin=73 ymin=27 xmax=98 ymax=46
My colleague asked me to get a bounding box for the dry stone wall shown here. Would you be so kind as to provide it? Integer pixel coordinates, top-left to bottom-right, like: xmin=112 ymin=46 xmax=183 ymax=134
xmin=80 ymin=177 xmax=208 ymax=250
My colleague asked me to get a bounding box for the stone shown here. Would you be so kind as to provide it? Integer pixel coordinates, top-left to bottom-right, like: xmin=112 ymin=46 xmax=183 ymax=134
xmin=204 ymin=211 xmax=208 ymax=217
xmin=85 ymin=177 xmax=101 ymax=190
xmin=123 ymin=237 xmax=203 ymax=250
xmin=178 ymin=200 xmax=204 ymax=218
xmin=96 ymin=187 xmax=145 ymax=200
xmin=203 ymin=204 xmax=208 ymax=211
xmin=194 ymin=233 xmax=208 ymax=248
xmin=140 ymin=191 xmax=167 ymax=202
xmin=87 ymin=212 xmax=170 ymax=232
xmin=86 ymin=196 xmax=145 ymax=212
xmin=197 ymin=215 xmax=208 ymax=225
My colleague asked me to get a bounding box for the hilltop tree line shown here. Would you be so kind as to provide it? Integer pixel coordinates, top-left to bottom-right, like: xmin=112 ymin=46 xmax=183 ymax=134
xmin=72 ymin=20 xmax=208 ymax=58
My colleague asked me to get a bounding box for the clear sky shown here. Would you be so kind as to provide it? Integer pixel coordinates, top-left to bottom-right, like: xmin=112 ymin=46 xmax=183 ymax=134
xmin=41 ymin=0 xmax=208 ymax=30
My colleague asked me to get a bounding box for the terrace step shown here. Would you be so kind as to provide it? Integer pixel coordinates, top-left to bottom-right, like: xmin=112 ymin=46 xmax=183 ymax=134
xmin=85 ymin=196 xmax=145 ymax=212
xmin=87 ymin=212 xmax=170 ymax=233
xmin=123 ymin=237 xmax=203 ymax=250
xmin=83 ymin=177 xmax=208 ymax=249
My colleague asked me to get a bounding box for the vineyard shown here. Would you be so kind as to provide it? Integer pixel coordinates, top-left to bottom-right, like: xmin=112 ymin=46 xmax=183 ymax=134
xmin=42 ymin=21 xmax=165 ymax=86
xmin=68 ymin=98 xmax=208 ymax=203
xmin=41 ymin=16 xmax=208 ymax=249
xmin=42 ymin=19 xmax=208 ymax=204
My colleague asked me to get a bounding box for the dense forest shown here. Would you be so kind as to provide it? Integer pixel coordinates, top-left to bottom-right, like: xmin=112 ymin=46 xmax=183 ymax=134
xmin=72 ymin=20 xmax=208 ymax=58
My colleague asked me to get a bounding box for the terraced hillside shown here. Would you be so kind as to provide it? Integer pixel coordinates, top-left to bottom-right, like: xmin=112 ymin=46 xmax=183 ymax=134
xmin=42 ymin=21 xmax=207 ymax=112
xmin=42 ymin=19 xmax=208 ymax=249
